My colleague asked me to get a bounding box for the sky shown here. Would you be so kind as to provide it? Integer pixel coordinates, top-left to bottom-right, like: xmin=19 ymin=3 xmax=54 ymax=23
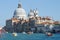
xmin=0 ymin=0 xmax=60 ymax=27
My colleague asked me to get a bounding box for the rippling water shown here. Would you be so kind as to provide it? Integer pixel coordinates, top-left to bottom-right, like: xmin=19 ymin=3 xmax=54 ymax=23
xmin=0 ymin=33 xmax=60 ymax=40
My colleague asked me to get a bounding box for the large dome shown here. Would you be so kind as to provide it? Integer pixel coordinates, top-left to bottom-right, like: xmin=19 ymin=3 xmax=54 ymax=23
xmin=13 ymin=3 xmax=27 ymax=19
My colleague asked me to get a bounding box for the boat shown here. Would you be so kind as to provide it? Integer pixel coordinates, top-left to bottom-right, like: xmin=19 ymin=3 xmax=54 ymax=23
xmin=46 ymin=32 xmax=53 ymax=36
xmin=12 ymin=32 xmax=18 ymax=36
xmin=22 ymin=32 xmax=26 ymax=34
xmin=27 ymin=31 xmax=33 ymax=34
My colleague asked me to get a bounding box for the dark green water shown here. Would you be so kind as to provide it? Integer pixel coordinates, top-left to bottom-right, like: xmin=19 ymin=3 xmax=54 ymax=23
xmin=0 ymin=33 xmax=60 ymax=40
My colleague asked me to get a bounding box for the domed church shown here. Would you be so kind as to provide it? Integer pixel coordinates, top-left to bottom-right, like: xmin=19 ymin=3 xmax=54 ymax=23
xmin=3 ymin=2 xmax=60 ymax=33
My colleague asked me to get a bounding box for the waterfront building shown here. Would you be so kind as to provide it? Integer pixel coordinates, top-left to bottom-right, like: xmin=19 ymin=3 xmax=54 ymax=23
xmin=3 ymin=2 xmax=60 ymax=33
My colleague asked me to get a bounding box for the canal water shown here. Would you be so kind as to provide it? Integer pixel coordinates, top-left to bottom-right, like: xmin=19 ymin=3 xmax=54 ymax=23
xmin=0 ymin=33 xmax=60 ymax=40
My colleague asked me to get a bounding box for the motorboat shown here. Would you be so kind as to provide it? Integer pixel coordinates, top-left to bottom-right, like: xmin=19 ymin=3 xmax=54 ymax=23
xmin=22 ymin=32 xmax=26 ymax=34
xmin=46 ymin=32 xmax=53 ymax=36
xmin=12 ymin=32 xmax=18 ymax=36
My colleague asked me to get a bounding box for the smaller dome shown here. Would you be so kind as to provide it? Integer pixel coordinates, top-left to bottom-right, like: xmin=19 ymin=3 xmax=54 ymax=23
xmin=28 ymin=9 xmax=34 ymax=18
xmin=29 ymin=12 xmax=34 ymax=16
